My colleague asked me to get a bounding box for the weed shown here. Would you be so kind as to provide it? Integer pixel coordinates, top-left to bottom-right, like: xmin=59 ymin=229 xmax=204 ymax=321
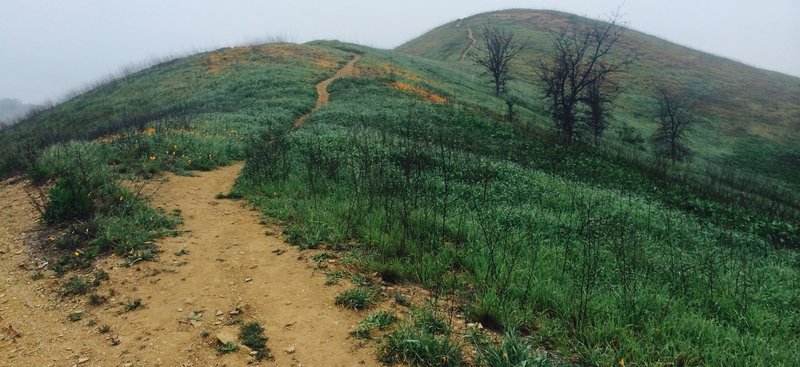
xmin=325 ymin=270 xmax=348 ymax=286
xmin=174 ymin=248 xmax=189 ymax=256
xmin=62 ymin=276 xmax=91 ymax=296
xmin=88 ymin=293 xmax=108 ymax=306
xmin=380 ymin=325 xmax=463 ymax=367
xmin=67 ymin=312 xmax=83 ymax=322
xmin=413 ymin=308 xmax=450 ymax=335
xmin=365 ymin=311 xmax=399 ymax=330
xmin=123 ymin=298 xmax=143 ymax=312
xmin=239 ymin=322 xmax=272 ymax=360
xmin=472 ymin=330 xmax=553 ymax=367
xmin=335 ymin=288 xmax=377 ymax=311
xmin=217 ymin=341 xmax=239 ymax=355
xmin=30 ymin=271 xmax=44 ymax=281
xmin=98 ymin=325 xmax=111 ymax=334
xmin=352 ymin=311 xmax=399 ymax=339
xmin=393 ymin=292 xmax=413 ymax=307
xmin=351 ymin=274 xmax=373 ymax=287
xmin=312 ymin=252 xmax=338 ymax=261
xmin=92 ymin=269 xmax=109 ymax=285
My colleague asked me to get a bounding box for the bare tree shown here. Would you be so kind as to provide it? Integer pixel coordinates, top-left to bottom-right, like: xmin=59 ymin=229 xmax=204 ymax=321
xmin=472 ymin=26 xmax=526 ymax=97
xmin=536 ymin=16 xmax=635 ymax=144
xmin=651 ymin=87 xmax=694 ymax=164
xmin=581 ymin=69 xmax=622 ymax=145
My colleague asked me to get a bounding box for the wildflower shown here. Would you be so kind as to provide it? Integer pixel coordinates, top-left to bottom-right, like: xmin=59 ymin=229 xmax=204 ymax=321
xmin=620 ymin=358 xmax=625 ymax=366
xmin=73 ymin=250 xmax=81 ymax=257
xmin=173 ymin=144 xmax=177 ymax=151
xmin=119 ymin=196 xmax=124 ymax=202
xmin=149 ymin=156 xmax=156 ymax=161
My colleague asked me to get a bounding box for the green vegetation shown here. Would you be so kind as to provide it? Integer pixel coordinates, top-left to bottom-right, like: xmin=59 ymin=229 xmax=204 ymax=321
xmin=239 ymin=322 xmax=272 ymax=360
xmin=234 ymin=42 xmax=799 ymax=365
xmin=217 ymin=341 xmax=239 ymax=355
xmin=62 ymin=276 xmax=91 ymax=296
xmin=67 ymin=311 xmax=83 ymax=322
xmin=335 ymin=288 xmax=378 ymax=311
xmin=468 ymin=329 xmax=554 ymax=367
xmin=352 ymin=311 xmax=399 ymax=339
xmin=123 ymin=298 xmax=143 ymax=312
xmin=398 ymin=9 xmax=800 ymax=188
xmin=0 ymin=14 xmax=797 ymax=366
xmin=380 ymin=310 xmax=463 ymax=367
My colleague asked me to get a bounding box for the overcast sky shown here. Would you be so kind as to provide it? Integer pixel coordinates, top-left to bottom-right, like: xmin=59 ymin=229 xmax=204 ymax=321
xmin=1 ymin=0 xmax=798 ymax=104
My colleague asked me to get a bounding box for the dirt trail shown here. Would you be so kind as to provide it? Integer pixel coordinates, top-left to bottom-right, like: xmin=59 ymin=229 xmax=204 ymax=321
xmin=459 ymin=27 xmax=477 ymax=62
xmin=294 ymin=54 xmax=361 ymax=127
xmin=0 ymin=165 xmax=379 ymax=366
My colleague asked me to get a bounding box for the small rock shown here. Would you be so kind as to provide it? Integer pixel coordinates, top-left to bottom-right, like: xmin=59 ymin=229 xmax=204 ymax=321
xmin=244 ymin=277 xmax=253 ymax=283
xmin=229 ymin=309 xmax=240 ymax=316
xmin=189 ymin=320 xmax=203 ymax=328
xmin=123 ymin=363 xmax=133 ymax=367
xmin=216 ymin=331 xmax=237 ymax=346
xmin=215 ymin=310 xmax=224 ymax=316
xmin=78 ymin=356 xmax=90 ymax=364
xmin=285 ymin=346 xmax=296 ymax=354
xmin=249 ymin=351 xmax=258 ymax=356
xmin=285 ymin=321 xmax=296 ymax=328
xmin=327 ymin=259 xmax=336 ymax=264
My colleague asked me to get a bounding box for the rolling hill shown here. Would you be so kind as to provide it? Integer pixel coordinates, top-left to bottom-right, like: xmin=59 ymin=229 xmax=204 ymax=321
xmin=0 ymin=9 xmax=798 ymax=367
xmin=398 ymin=9 xmax=800 ymax=187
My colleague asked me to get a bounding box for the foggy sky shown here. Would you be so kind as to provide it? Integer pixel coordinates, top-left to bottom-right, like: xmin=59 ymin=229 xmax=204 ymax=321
xmin=1 ymin=0 xmax=798 ymax=104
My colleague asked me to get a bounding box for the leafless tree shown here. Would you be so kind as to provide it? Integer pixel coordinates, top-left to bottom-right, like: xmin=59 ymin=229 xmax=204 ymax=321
xmin=581 ymin=69 xmax=622 ymax=145
xmin=472 ymin=26 xmax=526 ymax=97
xmin=651 ymin=87 xmax=694 ymax=164
xmin=536 ymin=15 xmax=635 ymax=144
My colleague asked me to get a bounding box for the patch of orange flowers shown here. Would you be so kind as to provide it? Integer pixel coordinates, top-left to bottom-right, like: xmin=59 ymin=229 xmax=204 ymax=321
xmin=392 ymin=81 xmax=448 ymax=104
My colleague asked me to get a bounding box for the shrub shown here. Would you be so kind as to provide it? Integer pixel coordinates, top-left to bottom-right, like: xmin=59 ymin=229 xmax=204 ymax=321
xmin=239 ymin=322 xmax=272 ymax=360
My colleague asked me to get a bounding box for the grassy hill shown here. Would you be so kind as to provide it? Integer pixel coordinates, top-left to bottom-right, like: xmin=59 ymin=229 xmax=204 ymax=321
xmin=1 ymin=12 xmax=799 ymax=366
xmin=397 ymin=9 xmax=800 ymax=188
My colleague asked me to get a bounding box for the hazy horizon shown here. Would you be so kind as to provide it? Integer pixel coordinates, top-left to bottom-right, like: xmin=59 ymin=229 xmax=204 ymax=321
xmin=1 ymin=0 xmax=798 ymax=104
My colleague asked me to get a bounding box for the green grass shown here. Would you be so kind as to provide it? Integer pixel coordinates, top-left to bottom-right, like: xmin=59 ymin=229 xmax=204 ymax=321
xmin=335 ymin=288 xmax=378 ymax=311
xmin=234 ymin=43 xmax=799 ymax=365
xmin=1 ymin=34 xmax=797 ymax=366
xmin=380 ymin=325 xmax=463 ymax=367
xmin=397 ymin=9 xmax=800 ymax=189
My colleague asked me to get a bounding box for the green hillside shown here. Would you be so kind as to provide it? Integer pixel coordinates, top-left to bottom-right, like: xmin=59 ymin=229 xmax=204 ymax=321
xmin=1 ymin=13 xmax=799 ymax=366
xmin=397 ymin=9 xmax=800 ymax=188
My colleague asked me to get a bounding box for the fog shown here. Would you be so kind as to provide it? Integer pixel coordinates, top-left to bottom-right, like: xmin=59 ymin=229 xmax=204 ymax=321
xmin=1 ymin=0 xmax=798 ymax=104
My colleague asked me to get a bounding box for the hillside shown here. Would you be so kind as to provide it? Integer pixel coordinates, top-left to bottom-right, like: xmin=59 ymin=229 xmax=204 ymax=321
xmin=397 ymin=9 xmax=800 ymax=187
xmin=0 ymin=13 xmax=799 ymax=367
xmin=0 ymin=98 xmax=38 ymax=126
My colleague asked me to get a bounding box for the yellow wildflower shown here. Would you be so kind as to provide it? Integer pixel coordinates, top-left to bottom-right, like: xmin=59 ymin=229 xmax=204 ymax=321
xmin=620 ymin=358 xmax=625 ymax=366
xmin=149 ymin=156 xmax=156 ymax=161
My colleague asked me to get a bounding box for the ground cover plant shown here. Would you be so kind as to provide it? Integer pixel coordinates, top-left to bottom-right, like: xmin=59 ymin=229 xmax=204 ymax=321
xmin=233 ymin=42 xmax=800 ymax=365
xmin=1 ymin=27 xmax=798 ymax=366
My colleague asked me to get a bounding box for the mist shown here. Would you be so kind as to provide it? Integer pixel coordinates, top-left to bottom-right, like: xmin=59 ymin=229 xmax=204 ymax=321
xmin=1 ymin=0 xmax=798 ymax=104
